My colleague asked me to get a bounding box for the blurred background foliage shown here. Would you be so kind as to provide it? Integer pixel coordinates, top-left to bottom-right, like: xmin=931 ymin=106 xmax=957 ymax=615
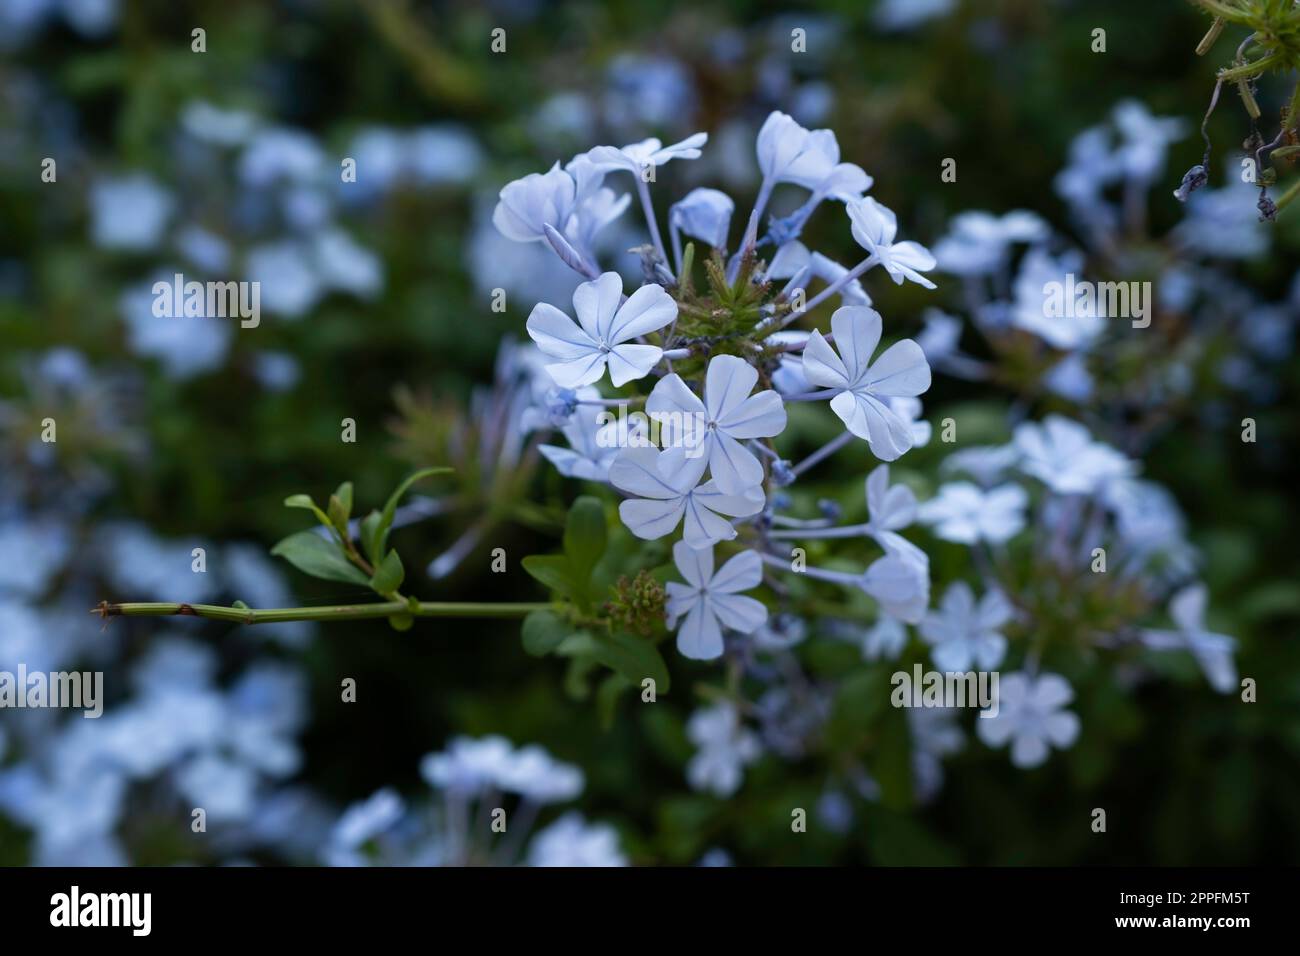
xmin=1 ymin=0 xmax=1298 ymax=865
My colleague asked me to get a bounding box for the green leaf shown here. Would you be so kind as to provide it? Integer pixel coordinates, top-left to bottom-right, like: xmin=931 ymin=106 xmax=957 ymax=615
xmin=596 ymin=673 xmax=632 ymax=729
xmin=271 ymin=531 xmax=370 ymax=586
xmin=360 ymin=509 xmax=383 ymax=564
xmin=284 ymin=494 xmax=332 ymax=531
xmin=333 ymin=482 xmax=354 ymax=516
xmin=388 ymin=613 xmax=414 ymax=631
xmin=564 ymin=496 xmax=607 ymax=579
xmin=591 ymin=630 xmax=670 ymax=694
xmin=521 ymin=554 xmax=579 ymax=601
xmin=327 ymin=495 xmax=350 ymax=537
xmin=376 ymin=467 xmax=452 ymax=555
xmin=370 ymin=550 xmax=405 ymax=595
xmin=521 ymin=610 xmax=570 ymax=657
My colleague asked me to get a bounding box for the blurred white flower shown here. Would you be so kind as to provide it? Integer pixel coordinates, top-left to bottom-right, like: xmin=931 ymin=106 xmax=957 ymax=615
xmin=920 ymin=482 xmax=1028 ymax=545
xmin=920 ymin=582 xmax=1011 ymax=671
xmin=686 ymin=702 xmax=761 ymax=797
xmin=976 ymin=672 xmax=1080 ymax=768
xmin=1141 ymin=584 xmax=1237 ymax=693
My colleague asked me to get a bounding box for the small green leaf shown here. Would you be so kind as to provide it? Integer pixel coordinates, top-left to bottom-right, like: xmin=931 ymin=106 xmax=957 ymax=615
xmin=564 ymin=495 xmax=607 ymax=579
xmin=370 ymin=550 xmax=405 ymax=595
xmin=591 ymin=630 xmax=670 ymax=693
xmin=327 ymin=494 xmax=350 ymax=537
xmin=271 ymin=531 xmax=370 ymax=585
xmin=521 ymin=610 xmax=569 ymax=657
xmin=284 ymin=494 xmax=332 ymax=530
xmin=521 ymin=554 xmax=579 ymax=601
xmin=360 ymin=509 xmax=383 ymax=564
xmin=388 ymin=613 xmax=414 ymax=631
xmin=333 ymin=482 xmax=353 ymax=516
xmin=376 ymin=467 xmax=451 ymax=556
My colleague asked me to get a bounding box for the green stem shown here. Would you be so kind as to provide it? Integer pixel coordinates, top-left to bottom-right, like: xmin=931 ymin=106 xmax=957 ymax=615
xmin=94 ymin=600 xmax=551 ymax=625
xmin=1275 ymin=176 xmax=1300 ymax=212
xmin=1217 ymin=54 xmax=1281 ymax=83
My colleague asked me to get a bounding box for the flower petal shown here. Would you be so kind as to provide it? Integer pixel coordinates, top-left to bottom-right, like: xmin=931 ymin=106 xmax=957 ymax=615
xmin=676 ymin=602 xmax=724 ymax=660
xmin=572 ymin=271 xmax=624 ymax=341
xmin=606 ymin=343 xmax=664 ymax=386
xmin=607 ymin=283 xmax=677 ymax=343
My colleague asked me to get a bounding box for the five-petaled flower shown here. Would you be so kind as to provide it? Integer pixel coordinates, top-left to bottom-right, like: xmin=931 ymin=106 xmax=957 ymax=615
xmin=646 ymin=354 xmax=787 ymax=495
xmin=976 ymin=671 xmax=1080 ymax=768
xmin=609 ymin=446 xmax=764 ymax=549
xmin=526 ymin=271 xmax=676 ymax=387
xmin=847 ymin=196 xmax=938 ymax=288
xmin=802 ymin=306 xmax=932 ymax=460
xmin=665 ymin=541 xmax=768 ymax=659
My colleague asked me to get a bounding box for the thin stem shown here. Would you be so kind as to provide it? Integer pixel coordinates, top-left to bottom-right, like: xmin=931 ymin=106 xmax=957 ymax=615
xmin=791 ymin=431 xmax=854 ymax=477
xmin=767 ymin=521 xmax=870 ymax=541
xmin=741 ymin=177 xmax=775 ymax=253
xmin=94 ymin=600 xmax=550 ymax=625
xmin=766 ymin=254 xmax=877 ymax=334
xmin=635 ymin=175 xmax=672 ymax=277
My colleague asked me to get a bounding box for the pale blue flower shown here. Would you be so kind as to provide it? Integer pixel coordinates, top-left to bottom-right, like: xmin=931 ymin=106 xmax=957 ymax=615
xmin=846 ymin=197 xmax=937 ymax=288
xmin=666 ymin=541 xmax=767 ymax=660
xmin=584 ymin=132 xmax=708 ymax=175
xmin=90 ymin=174 xmax=173 ymax=251
xmin=1013 ymin=415 xmax=1133 ymax=495
xmin=492 ymin=162 xmax=577 ymax=243
xmin=686 ymin=702 xmax=761 ymax=797
xmin=801 ymin=306 xmax=932 ymax=460
xmin=647 ymin=354 xmax=786 ymax=495
xmin=934 ymin=209 xmax=1048 ymax=277
xmin=528 ymin=812 xmax=627 ymax=867
xmin=1141 ymin=584 xmax=1237 ymax=693
xmin=526 ymin=272 xmax=675 ymax=387
xmin=976 ymin=672 xmax=1080 ymax=768
xmin=920 ymin=482 xmax=1028 ymax=545
xmin=610 ymin=446 xmax=764 ymax=550
xmin=920 ymin=582 xmax=1011 ymax=671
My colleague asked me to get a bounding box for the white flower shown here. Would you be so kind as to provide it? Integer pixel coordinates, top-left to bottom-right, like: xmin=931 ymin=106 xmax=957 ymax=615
xmin=646 ymin=354 xmax=786 ymax=495
xmin=768 ymin=241 xmax=871 ymax=306
xmin=528 ymin=813 xmax=627 ymax=867
xmin=492 ymin=162 xmax=577 ymax=243
xmin=665 ymin=542 xmax=767 ymax=660
xmin=584 ymin=132 xmax=708 ymax=174
xmin=846 ymin=196 xmax=937 ymax=288
xmin=754 ymin=111 xmax=832 ymax=183
xmin=496 ymin=745 xmax=584 ymax=803
xmin=563 ymin=154 xmax=630 ymax=250
xmin=1010 ymin=247 xmax=1103 ymax=350
xmin=670 ymin=188 xmax=734 ymax=249
xmin=539 ymin=404 xmax=644 ymax=482
xmin=525 ymin=272 xmax=676 ymax=387
xmin=801 ymin=306 xmax=931 ymax=460
xmin=862 ymin=551 xmax=930 ymax=624
xmin=609 ymin=446 xmax=764 ymax=549
xmin=1112 ymin=100 xmax=1186 ymax=183
xmin=1013 ymin=415 xmax=1133 ymax=495
xmin=919 ymin=482 xmax=1028 ymax=545
xmin=1141 ymin=584 xmax=1237 ymax=693
xmin=920 ymin=582 xmax=1011 ymax=671
xmin=887 ymin=396 xmax=931 ymax=447
xmin=864 ymin=464 xmax=924 ymax=561
xmin=90 ymin=174 xmax=174 ymax=251
xmin=976 ymin=672 xmax=1080 ymax=768
xmin=686 ymin=702 xmax=761 ymax=797
xmin=862 ymin=614 xmax=907 ymax=661
xmin=934 ymin=209 xmax=1048 ymax=277
xmin=419 ymin=735 xmax=516 ymax=794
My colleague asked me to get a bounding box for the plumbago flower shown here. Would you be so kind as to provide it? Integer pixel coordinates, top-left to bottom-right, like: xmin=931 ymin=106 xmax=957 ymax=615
xmin=103 ymin=110 xmax=952 ymax=807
